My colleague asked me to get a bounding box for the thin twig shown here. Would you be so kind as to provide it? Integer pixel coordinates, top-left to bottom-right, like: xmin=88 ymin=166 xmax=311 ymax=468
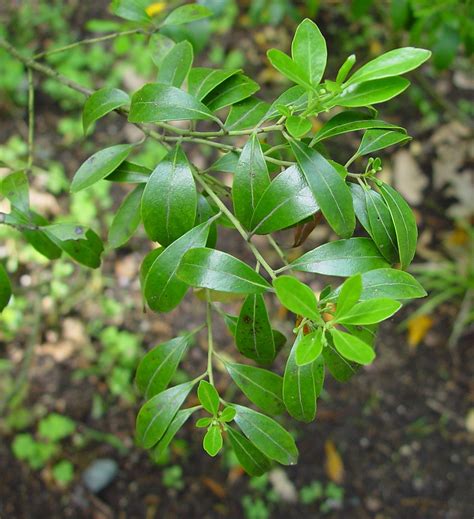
xmin=26 ymin=69 xmax=34 ymax=174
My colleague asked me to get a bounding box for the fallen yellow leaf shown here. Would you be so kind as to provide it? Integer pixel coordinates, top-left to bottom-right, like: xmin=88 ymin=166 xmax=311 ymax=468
xmin=407 ymin=315 xmax=433 ymax=348
xmin=146 ymin=2 xmax=166 ymax=17
xmin=324 ymin=439 xmax=344 ymax=484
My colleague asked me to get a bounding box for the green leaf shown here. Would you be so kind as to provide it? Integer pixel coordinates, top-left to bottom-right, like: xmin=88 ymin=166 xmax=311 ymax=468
xmin=273 ymin=275 xmax=320 ymax=321
xmin=267 ymin=49 xmax=312 ymax=89
xmin=149 ymin=33 xmax=175 ymax=68
xmin=235 ymin=294 xmax=276 ymax=364
xmin=1 ymin=171 xmax=29 ymax=213
xmin=347 ymin=47 xmax=431 ymax=85
xmin=210 ymin=151 xmax=239 ymax=173
xmin=330 ymin=329 xmax=375 ymax=365
xmin=141 ymin=146 xmax=197 ymax=245
xmin=232 ymin=135 xmax=270 ymax=229
xmin=295 ymin=329 xmax=324 ymax=366
xmin=357 ymin=129 xmax=411 ymax=156
xmin=225 ymin=97 xmax=270 ymax=131
xmin=290 ymin=141 xmax=355 ymax=238
xmin=263 ymin=85 xmax=307 ymax=122
xmin=323 ymin=335 xmax=360 ymax=382
xmin=226 ymin=363 xmax=284 ymax=415
xmin=136 ymin=381 xmax=194 ymax=449
xmin=227 ymin=426 xmax=272 ymax=476
xmin=198 ymin=380 xmax=220 ymax=416
xmin=220 ymin=406 xmax=236 ymax=422
xmin=203 ymin=74 xmax=259 ymax=111
xmin=44 ymin=227 xmax=103 ymax=268
xmin=0 ymin=263 xmax=12 ymax=312
xmin=365 ymin=189 xmax=398 ymax=262
xmin=203 ymin=425 xmax=223 ymax=457
xmin=334 ymin=274 xmax=362 ymax=319
xmin=108 ymin=184 xmax=144 ymax=248
xmin=188 ymin=67 xmax=240 ymax=101
xmin=151 ymin=407 xmax=196 ymax=461
xmin=378 ymin=183 xmax=417 ymax=268
xmin=312 ymin=110 xmax=403 ymax=144
xmin=350 ymin=183 xmax=371 ymax=232
xmin=71 ymin=144 xmax=134 ymax=192
xmin=15 ymin=211 xmax=62 ymax=260
xmin=128 ymin=84 xmax=217 ymax=123
xmin=233 ymin=405 xmax=298 ymax=465
xmin=336 ymin=54 xmax=356 ymax=84
xmin=291 ymin=18 xmax=327 ymax=87
xmin=111 ymin=0 xmax=150 ymax=23
xmin=38 ymin=413 xmax=75 ymax=441
xmin=196 ymin=417 xmax=213 ymax=428
xmin=82 ymin=87 xmax=129 ymax=134
xmin=286 ymin=115 xmax=312 ymax=138
xmin=334 ymin=77 xmax=410 ymax=108
xmin=156 ymin=40 xmax=194 ymax=88
xmin=177 ymin=248 xmax=271 ymax=294
xmin=162 ymin=4 xmax=213 ymax=26
xmin=283 ymin=333 xmax=324 ymax=422
xmin=336 ymin=298 xmax=401 ymax=325
xmin=143 ymin=221 xmax=211 ymax=312
xmin=337 ymin=268 xmax=426 ymax=300
xmin=289 ymin=237 xmax=389 ymax=276
xmin=105 ymin=161 xmax=152 ymax=183
xmin=136 ymin=336 xmax=190 ymax=399
xmin=250 ymin=165 xmax=319 ymax=235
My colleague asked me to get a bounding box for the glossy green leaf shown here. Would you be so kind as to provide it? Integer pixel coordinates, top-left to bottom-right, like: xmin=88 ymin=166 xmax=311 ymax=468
xmin=263 ymin=85 xmax=307 ymax=122
xmin=143 ymin=221 xmax=211 ymax=312
xmin=226 ymin=363 xmax=284 ymax=415
xmin=203 ymin=74 xmax=259 ymax=111
xmin=347 ymin=47 xmax=431 ymax=85
xmin=357 ymin=129 xmax=411 ymax=156
xmin=136 ymin=336 xmax=190 ymax=399
xmin=267 ymin=49 xmax=312 ymax=88
xmin=336 ymin=297 xmax=401 ymax=324
xmin=14 ymin=210 xmax=62 ymax=260
xmin=220 ymin=406 xmax=236 ymax=422
xmin=336 ymin=54 xmax=356 ymax=84
xmin=330 ymin=329 xmax=375 ymax=365
xmin=378 ymin=183 xmax=418 ymax=268
xmin=227 ymin=426 xmax=272 ymax=476
xmin=177 ymin=248 xmax=271 ymax=294
xmin=210 ymin=151 xmax=239 ymax=173
xmin=235 ymin=294 xmax=275 ymax=364
xmin=350 ymin=183 xmax=371 ymax=232
xmin=1 ymin=171 xmax=29 ymax=213
xmin=232 ymin=135 xmax=270 ymax=230
xmin=291 ymin=141 xmax=355 ymax=238
xmin=196 ymin=417 xmax=213 ymax=428
xmin=156 ymin=40 xmax=194 ymax=88
xmin=142 ymin=146 xmax=197 ymax=245
xmin=283 ymin=333 xmax=324 ymax=422
xmin=82 ymin=87 xmax=129 ymax=134
xmin=365 ymin=189 xmax=398 ymax=262
xmin=203 ymin=425 xmax=223 ymax=457
xmin=128 ymin=83 xmax=217 ymax=123
xmin=188 ymin=67 xmax=240 ymax=101
xmin=273 ymin=276 xmax=320 ymax=321
xmin=291 ymin=18 xmax=327 ymax=86
xmin=334 ymin=77 xmax=410 ymax=108
xmin=198 ymin=380 xmax=220 ymax=416
xmin=109 ymin=184 xmax=144 ymax=248
xmin=233 ymin=405 xmax=298 ymax=465
xmin=250 ymin=165 xmax=319 ymax=235
xmin=136 ymin=381 xmax=194 ymax=449
xmin=0 ymin=263 xmax=12 ymax=312
xmin=312 ymin=110 xmax=403 ymax=144
xmin=289 ymin=237 xmax=389 ymax=276
xmin=162 ymin=4 xmax=213 ymax=26
xmin=44 ymin=227 xmax=103 ymax=268
xmin=334 ymin=274 xmax=362 ymax=319
xmin=225 ymin=97 xmax=270 ymax=131
xmin=343 ymin=268 xmax=426 ymax=300
xmin=105 ymin=161 xmax=152 ymax=183
xmin=295 ymin=329 xmax=324 ymax=366
xmin=151 ymin=407 xmax=196 ymax=462
xmin=71 ymin=144 xmax=134 ymax=192
xmin=286 ymin=115 xmax=312 ymax=138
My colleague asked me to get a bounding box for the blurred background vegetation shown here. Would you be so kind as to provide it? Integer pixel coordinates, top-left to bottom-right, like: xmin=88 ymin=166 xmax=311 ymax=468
xmin=0 ymin=1 xmax=472 ymax=518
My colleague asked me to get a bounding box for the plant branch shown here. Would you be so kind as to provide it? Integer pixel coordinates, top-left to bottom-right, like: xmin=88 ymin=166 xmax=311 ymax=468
xmin=206 ymin=293 xmax=215 ymax=385
xmin=26 ymin=69 xmax=34 ymax=174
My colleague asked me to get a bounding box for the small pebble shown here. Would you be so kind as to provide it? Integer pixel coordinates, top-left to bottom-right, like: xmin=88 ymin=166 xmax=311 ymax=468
xmin=82 ymin=458 xmax=119 ymax=493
